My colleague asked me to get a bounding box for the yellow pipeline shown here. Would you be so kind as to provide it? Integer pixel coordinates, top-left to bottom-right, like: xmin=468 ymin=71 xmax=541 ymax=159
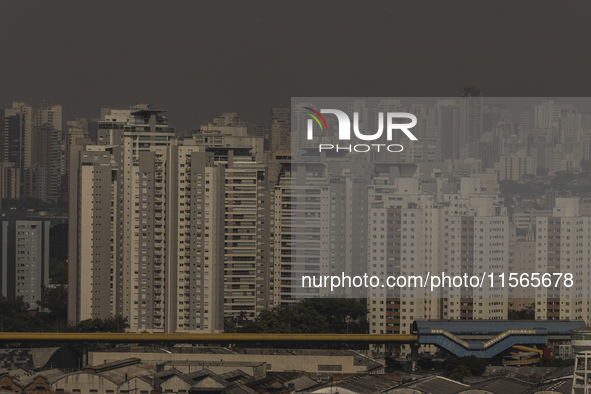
xmin=0 ymin=332 xmax=417 ymax=343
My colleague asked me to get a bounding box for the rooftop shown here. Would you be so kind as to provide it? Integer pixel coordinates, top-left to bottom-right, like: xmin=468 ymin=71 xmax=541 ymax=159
xmin=414 ymin=320 xmax=586 ymax=335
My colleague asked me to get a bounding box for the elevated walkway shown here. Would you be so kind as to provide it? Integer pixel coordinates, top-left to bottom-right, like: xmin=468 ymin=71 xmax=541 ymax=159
xmin=414 ymin=320 xmax=585 ymax=358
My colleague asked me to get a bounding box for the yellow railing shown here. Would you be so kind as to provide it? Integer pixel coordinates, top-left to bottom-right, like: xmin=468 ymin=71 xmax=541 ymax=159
xmin=0 ymin=332 xmax=417 ymax=343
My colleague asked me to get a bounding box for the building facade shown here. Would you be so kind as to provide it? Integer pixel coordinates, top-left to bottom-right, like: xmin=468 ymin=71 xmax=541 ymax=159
xmin=0 ymin=210 xmax=50 ymax=308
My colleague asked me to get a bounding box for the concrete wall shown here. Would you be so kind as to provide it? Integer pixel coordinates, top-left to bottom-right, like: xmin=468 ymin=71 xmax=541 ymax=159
xmin=89 ymin=351 xmax=377 ymax=375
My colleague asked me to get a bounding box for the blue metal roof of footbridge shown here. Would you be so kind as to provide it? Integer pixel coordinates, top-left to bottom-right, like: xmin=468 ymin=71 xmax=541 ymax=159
xmin=413 ymin=320 xmax=585 ymax=335
xmin=413 ymin=320 xmax=586 ymax=358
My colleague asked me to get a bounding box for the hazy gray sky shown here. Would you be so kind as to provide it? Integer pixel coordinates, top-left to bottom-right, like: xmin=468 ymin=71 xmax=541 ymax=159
xmin=2 ymin=0 xmax=591 ymax=131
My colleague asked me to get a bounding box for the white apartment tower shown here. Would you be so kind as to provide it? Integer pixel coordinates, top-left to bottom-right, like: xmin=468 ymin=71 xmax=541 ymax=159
xmin=535 ymin=198 xmax=591 ymax=322
xmin=441 ymin=178 xmax=509 ymax=320
xmin=69 ymin=145 xmax=119 ymax=321
xmin=367 ymin=167 xmax=442 ymax=341
xmin=273 ymin=153 xmax=371 ymax=304
xmin=191 ymin=117 xmax=273 ymax=318
xmin=0 ymin=210 xmax=51 ymax=308
xmin=367 ymin=176 xmax=509 ymax=332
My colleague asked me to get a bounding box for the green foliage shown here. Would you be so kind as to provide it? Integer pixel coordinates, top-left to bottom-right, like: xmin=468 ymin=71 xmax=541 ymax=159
xmin=49 ymin=258 xmax=68 ymax=285
xmin=445 ymin=356 xmax=487 ymax=381
xmin=235 ymin=298 xmax=368 ymax=334
xmin=448 ymin=364 xmax=472 ymax=381
xmin=0 ymin=296 xmax=29 ymax=316
xmin=551 ymin=171 xmax=577 ymax=187
xmin=75 ymin=316 xmax=129 ymax=333
xmin=37 ymin=285 xmax=68 ymax=324
xmin=0 ymin=294 xmax=130 ymax=334
xmin=0 ymin=296 xmax=53 ymax=332
xmin=49 ymin=223 xmax=68 ymax=261
xmin=508 ymin=304 xmax=535 ymax=320
xmin=225 ymin=311 xmax=250 ymax=333
xmin=48 ymin=224 xmax=68 ymax=285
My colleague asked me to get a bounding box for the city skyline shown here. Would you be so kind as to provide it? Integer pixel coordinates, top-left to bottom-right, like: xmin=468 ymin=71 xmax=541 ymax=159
xmin=2 ymin=94 xmax=591 ymax=390
xmin=48 ymin=96 xmax=591 ymax=335
xmin=5 ymin=2 xmax=591 ymax=390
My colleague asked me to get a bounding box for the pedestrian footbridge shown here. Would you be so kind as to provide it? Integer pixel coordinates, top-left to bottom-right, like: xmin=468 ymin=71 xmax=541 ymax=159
xmin=414 ymin=320 xmax=585 ymax=358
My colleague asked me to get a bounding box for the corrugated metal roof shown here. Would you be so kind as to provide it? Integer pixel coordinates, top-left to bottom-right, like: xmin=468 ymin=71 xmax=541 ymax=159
xmin=286 ymin=375 xmax=318 ymax=391
xmin=324 ymin=375 xmax=398 ymax=393
xmin=470 ymin=377 xmax=533 ymax=394
xmin=397 ymin=375 xmax=469 ymax=394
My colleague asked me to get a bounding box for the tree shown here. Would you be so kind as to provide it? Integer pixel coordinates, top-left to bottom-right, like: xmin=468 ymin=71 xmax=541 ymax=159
xmin=102 ymin=316 xmax=129 ymax=333
xmin=445 ymin=356 xmax=486 ymax=380
xmin=49 ymin=258 xmax=68 ymax=285
xmin=237 ymin=298 xmax=368 ymax=334
xmin=551 ymin=171 xmax=576 ymax=187
xmin=448 ymin=365 xmax=472 ymax=381
xmin=75 ymin=318 xmax=105 ymax=333
xmin=49 ymin=223 xmax=68 ymax=261
xmin=74 ymin=316 xmax=129 ymax=333
xmin=0 ymin=296 xmax=29 ymax=316
xmin=37 ymin=285 xmax=68 ymax=323
xmin=49 ymin=223 xmax=68 ymax=285
xmin=508 ymin=304 xmax=535 ymax=320
xmin=225 ymin=311 xmax=249 ymax=333
xmin=0 ymin=296 xmax=52 ymax=332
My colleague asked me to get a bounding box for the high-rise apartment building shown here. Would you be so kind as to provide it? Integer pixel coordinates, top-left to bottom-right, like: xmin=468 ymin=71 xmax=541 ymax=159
xmin=2 ymin=102 xmax=33 ymax=171
xmin=367 ymin=176 xmax=508 ymax=343
xmin=0 ymin=163 xmax=20 ymax=208
xmin=217 ymin=148 xmax=271 ymax=317
xmin=70 ymin=105 xmax=187 ymax=331
xmin=65 ymin=118 xmax=91 ymax=196
xmin=273 ymin=152 xmax=372 ymax=304
xmin=460 ymin=88 xmax=483 ymax=148
xmin=560 ymin=108 xmax=582 ymax=156
xmin=437 ymin=100 xmax=460 ymax=161
xmin=23 ymin=123 xmax=62 ymax=202
xmin=37 ymin=102 xmax=65 ymax=195
xmin=193 ymin=116 xmax=273 ymax=317
xmin=496 ymin=149 xmax=537 ymax=181
xmin=270 ymin=107 xmax=290 ymax=151
xmin=535 ymin=198 xmax=591 ymax=322
xmin=441 ymin=188 xmax=508 ymax=321
xmin=195 ymin=114 xmax=264 ymax=163
xmin=0 ymin=210 xmax=50 ymax=308
xmin=68 ymin=145 xmax=118 ymax=322
xmin=1 ymin=102 xmax=31 ymax=203
xmin=508 ymin=224 xmax=536 ymax=312
xmin=1 ymin=101 xmax=64 ymax=202
xmin=367 ymin=171 xmax=441 ymax=342
xmin=35 ymin=101 xmax=63 ymax=133
xmin=70 ymin=106 xmax=272 ymax=332
xmin=534 ymin=101 xmax=560 ymax=129
xmin=152 ymin=144 xmax=226 ymax=332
